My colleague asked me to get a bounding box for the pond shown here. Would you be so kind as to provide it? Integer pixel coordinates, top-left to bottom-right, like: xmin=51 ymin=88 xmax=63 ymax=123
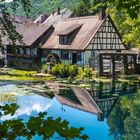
xmin=0 ymin=80 xmax=140 ymax=140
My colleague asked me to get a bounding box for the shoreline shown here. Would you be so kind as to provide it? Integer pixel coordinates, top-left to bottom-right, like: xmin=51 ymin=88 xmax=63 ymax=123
xmin=0 ymin=68 xmax=139 ymax=86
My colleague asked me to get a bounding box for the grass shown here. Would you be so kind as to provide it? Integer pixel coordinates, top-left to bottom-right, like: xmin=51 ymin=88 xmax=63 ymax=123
xmin=0 ymin=75 xmax=37 ymax=81
xmin=0 ymin=68 xmax=139 ymax=85
xmin=11 ymin=69 xmax=37 ymax=76
xmin=0 ymin=68 xmax=55 ymax=81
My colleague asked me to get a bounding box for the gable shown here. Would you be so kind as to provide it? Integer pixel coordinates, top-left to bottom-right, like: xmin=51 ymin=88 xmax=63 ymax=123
xmin=87 ymin=17 xmax=126 ymax=50
xmin=42 ymin=16 xmax=100 ymax=50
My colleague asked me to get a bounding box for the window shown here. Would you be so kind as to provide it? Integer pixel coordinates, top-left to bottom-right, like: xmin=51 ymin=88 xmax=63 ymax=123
xmin=77 ymin=52 xmax=81 ymax=61
xmin=26 ymin=48 xmax=31 ymax=55
xmin=20 ymin=48 xmax=24 ymax=55
xmin=64 ymin=36 xmax=68 ymax=44
xmin=92 ymin=51 xmax=95 ymax=57
xmin=58 ymin=24 xmax=82 ymax=45
xmin=61 ymin=51 xmax=69 ymax=60
xmin=59 ymin=35 xmax=68 ymax=45
xmin=32 ymin=49 xmax=37 ymax=56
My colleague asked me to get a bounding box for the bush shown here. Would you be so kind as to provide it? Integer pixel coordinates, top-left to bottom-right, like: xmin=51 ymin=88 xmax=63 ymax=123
xmin=69 ymin=64 xmax=78 ymax=78
xmin=77 ymin=66 xmax=89 ymax=79
xmin=83 ymin=66 xmax=89 ymax=77
xmin=41 ymin=64 xmax=47 ymax=73
xmin=51 ymin=63 xmax=92 ymax=80
xmin=51 ymin=63 xmax=78 ymax=78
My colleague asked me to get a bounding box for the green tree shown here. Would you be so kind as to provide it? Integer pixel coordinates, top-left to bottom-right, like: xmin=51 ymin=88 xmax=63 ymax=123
xmin=110 ymin=9 xmax=140 ymax=48
xmin=91 ymin=0 xmax=140 ymax=19
xmin=0 ymin=0 xmax=31 ymax=47
xmin=73 ymin=0 xmax=91 ymax=16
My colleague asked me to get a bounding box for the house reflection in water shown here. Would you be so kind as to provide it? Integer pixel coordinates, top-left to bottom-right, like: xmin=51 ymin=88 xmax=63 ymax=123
xmin=54 ymin=81 xmax=138 ymax=122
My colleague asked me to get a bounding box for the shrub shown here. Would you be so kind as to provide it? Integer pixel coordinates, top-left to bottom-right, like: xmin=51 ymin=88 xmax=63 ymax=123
xmin=67 ymin=76 xmax=73 ymax=83
xmin=51 ymin=63 xmax=78 ymax=78
xmin=77 ymin=66 xmax=89 ymax=79
xmin=69 ymin=64 xmax=78 ymax=78
xmin=41 ymin=64 xmax=47 ymax=73
xmin=51 ymin=64 xmax=59 ymax=77
xmin=83 ymin=66 xmax=89 ymax=77
xmin=51 ymin=64 xmax=92 ymax=79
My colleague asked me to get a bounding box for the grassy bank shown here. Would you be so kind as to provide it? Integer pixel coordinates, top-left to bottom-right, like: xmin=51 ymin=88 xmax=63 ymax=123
xmin=0 ymin=68 xmax=54 ymax=81
xmin=0 ymin=68 xmax=139 ymax=85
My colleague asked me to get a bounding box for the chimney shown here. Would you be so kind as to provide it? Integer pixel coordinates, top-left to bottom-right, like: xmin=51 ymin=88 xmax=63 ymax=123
xmin=57 ymin=7 xmax=60 ymax=15
xmin=99 ymin=6 xmax=106 ymax=20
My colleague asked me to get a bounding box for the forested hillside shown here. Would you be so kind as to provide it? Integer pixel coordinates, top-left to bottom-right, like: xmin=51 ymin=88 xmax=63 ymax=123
xmin=15 ymin=0 xmax=80 ymax=18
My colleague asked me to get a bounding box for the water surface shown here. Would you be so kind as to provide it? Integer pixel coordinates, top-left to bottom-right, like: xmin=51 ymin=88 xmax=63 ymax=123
xmin=0 ymin=81 xmax=139 ymax=140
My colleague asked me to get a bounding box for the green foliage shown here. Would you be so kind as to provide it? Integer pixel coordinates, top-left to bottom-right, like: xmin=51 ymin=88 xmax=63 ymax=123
xmin=0 ymin=0 xmax=31 ymax=46
xmin=107 ymin=88 xmax=140 ymax=140
xmin=51 ymin=63 xmax=78 ymax=78
xmin=51 ymin=63 xmax=91 ymax=81
xmin=123 ymin=101 xmax=140 ymax=140
xmin=77 ymin=66 xmax=89 ymax=79
xmin=73 ymin=0 xmax=92 ymax=16
xmin=110 ymin=9 xmax=140 ymax=48
xmin=0 ymin=103 xmax=88 ymax=139
xmin=69 ymin=64 xmax=78 ymax=78
xmin=108 ymin=0 xmax=140 ymax=19
xmin=11 ymin=69 xmax=37 ymax=76
xmin=13 ymin=0 xmax=80 ymax=18
xmin=41 ymin=63 xmax=47 ymax=73
xmin=0 ymin=103 xmax=19 ymax=116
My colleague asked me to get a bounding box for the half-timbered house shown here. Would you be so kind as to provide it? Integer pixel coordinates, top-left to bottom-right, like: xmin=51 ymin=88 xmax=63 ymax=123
xmin=42 ymin=13 xmax=130 ymax=75
xmin=1 ymin=9 xmax=138 ymax=75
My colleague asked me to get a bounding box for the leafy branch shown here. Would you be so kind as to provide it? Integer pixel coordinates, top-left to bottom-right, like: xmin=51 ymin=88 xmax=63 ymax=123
xmin=0 ymin=103 xmax=88 ymax=139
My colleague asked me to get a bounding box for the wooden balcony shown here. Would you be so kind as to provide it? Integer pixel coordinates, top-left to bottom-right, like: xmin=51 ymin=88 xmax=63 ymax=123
xmin=7 ymin=53 xmax=39 ymax=63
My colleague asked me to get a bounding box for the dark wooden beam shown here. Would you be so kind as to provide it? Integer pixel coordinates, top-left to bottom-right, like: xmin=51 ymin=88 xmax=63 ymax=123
xmin=123 ymin=55 xmax=128 ymax=75
xmin=99 ymin=54 xmax=103 ymax=76
xmin=111 ymin=55 xmax=116 ymax=76
xmin=133 ymin=55 xmax=137 ymax=74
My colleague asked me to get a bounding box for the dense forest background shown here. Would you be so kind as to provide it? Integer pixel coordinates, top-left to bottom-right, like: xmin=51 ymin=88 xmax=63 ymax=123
xmin=14 ymin=0 xmax=80 ymax=18
xmin=6 ymin=0 xmax=140 ymax=48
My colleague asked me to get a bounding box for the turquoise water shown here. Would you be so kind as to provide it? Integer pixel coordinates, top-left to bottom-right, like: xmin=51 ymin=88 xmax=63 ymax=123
xmin=0 ymin=81 xmax=139 ymax=140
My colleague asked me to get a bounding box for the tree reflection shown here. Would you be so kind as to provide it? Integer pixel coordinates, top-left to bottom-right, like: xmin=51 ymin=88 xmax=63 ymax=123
xmin=107 ymin=88 xmax=140 ymax=140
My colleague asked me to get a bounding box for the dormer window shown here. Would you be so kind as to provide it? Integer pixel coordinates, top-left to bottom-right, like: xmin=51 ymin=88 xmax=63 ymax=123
xmin=58 ymin=24 xmax=82 ymax=45
xmin=59 ymin=35 xmax=68 ymax=45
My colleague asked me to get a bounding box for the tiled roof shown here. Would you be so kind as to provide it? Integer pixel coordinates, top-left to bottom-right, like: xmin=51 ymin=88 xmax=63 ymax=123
xmin=42 ymin=16 xmax=104 ymax=50
xmin=58 ymin=24 xmax=83 ymax=35
xmin=2 ymin=21 xmax=52 ymax=46
xmin=1 ymin=8 xmax=73 ymax=47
